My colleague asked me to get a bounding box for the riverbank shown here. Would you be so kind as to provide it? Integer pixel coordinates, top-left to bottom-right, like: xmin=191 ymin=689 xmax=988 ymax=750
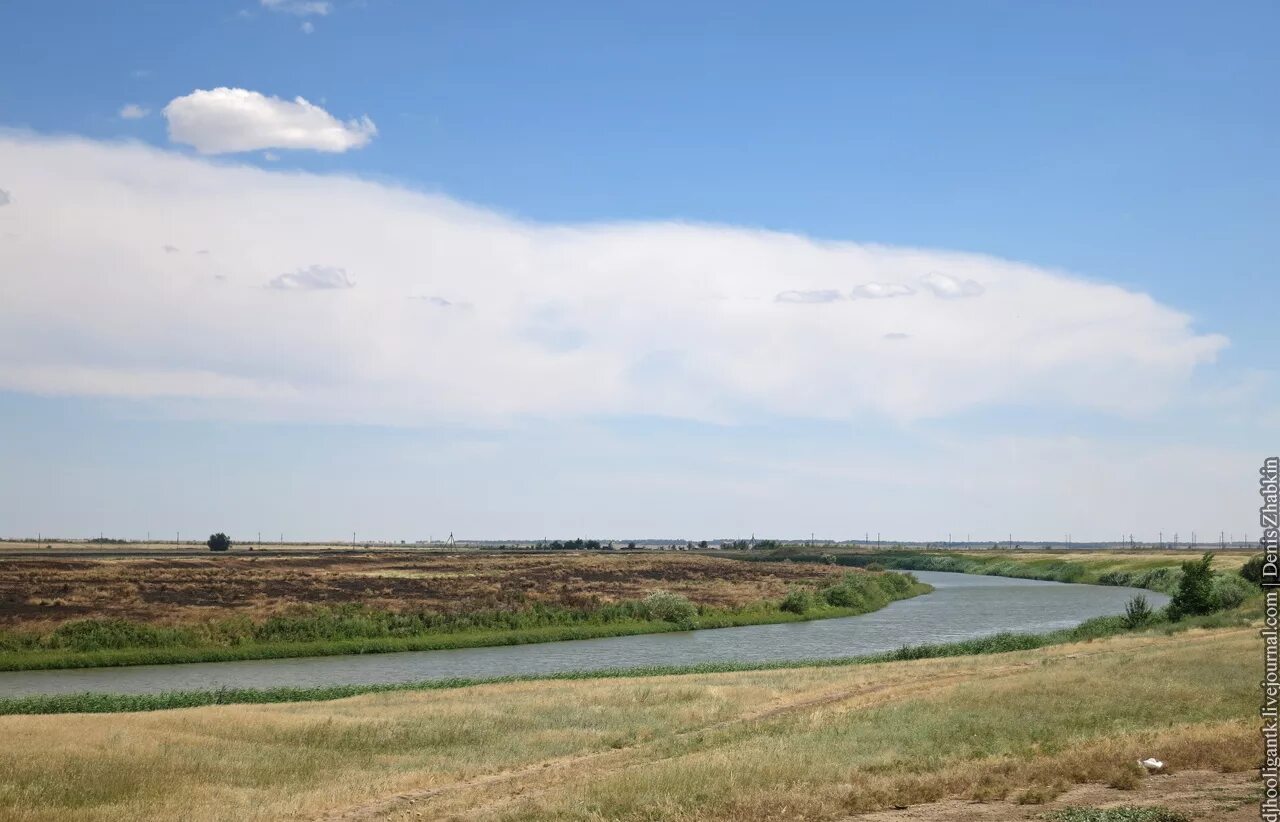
xmin=739 ymin=546 xmax=1257 ymax=597
xmin=0 ymin=604 xmax=1247 ymax=715
xmin=0 ymin=570 xmax=930 ymax=672
xmin=0 ymin=623 xmax=1257 ymax=821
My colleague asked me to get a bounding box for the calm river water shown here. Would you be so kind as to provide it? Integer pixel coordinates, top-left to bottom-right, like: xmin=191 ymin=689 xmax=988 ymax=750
xmin=0 ymin=571 xmax=1167 ymax=697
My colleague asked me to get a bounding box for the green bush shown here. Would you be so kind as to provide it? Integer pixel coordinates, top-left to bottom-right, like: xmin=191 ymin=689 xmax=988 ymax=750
xmin=1121 ymin=595 xmax=1153 ymax=629
xmin=1210 ymin=573 xmax=1254 ymax=610
xmin=45 ymin=619 xmax=187 ymax=652
xmin=780 ymin=588 xmax=814 ymax=614
xmin=640 ymin=591 xmax=698 ymax=629
xmin=1241 ymin=554 xmax=1265 ymax=585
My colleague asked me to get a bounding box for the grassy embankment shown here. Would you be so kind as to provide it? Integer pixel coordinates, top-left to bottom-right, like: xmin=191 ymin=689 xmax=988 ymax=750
xmin=754 ymin=547 xmax=1257 ymax=598
xmin=0 ymin=571 xmax=929 ymax=672
xmin=0 ymin=625 xmax=1259 ymax=821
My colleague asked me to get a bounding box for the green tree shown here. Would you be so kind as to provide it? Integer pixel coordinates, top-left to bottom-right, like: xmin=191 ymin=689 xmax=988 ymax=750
xmin=1167 ymin=552 xmax=1215 ymax=620
xmin=207 ymin=532 xmax=232 ymax=552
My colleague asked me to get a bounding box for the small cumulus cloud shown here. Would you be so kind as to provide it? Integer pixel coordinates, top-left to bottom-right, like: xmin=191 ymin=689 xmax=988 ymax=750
xmin=921 ymin=271 xmax=984 ymax=299
xmin=300 ymin=20 xmax=315 ymax=33
xmin=850 ymin=282 xmax=914 ymax=299
xmin=163 ymin=88 xmax=377 ymax=155
xmin=775 ymin=289 xmax=842 ymax=304
xmin=267 ymin=264 xmax=355 ymax=290
xmin=261 ymin=0 xmax=331 ymax=14
xmin=119 ymin=103 xmax=150 ymax=120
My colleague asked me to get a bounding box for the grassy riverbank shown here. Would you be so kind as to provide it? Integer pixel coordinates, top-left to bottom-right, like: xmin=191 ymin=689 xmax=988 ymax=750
xmin=0 ymin=623 xmax=1258 ymax=821
xmin=747 ymin=546 xmax=1257 ymax=598
xmin=0 ymin=571 xmax=929 ymax=672
xmin=0 ymin=606 xmax=1250 ymax=716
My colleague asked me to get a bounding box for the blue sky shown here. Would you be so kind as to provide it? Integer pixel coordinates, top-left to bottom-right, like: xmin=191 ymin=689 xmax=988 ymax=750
xmin=0 ymin=1 xmax=1274 ymax=542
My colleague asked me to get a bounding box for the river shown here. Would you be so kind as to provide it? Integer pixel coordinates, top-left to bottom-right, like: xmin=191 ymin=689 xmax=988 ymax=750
xmin=0 ymin=571 xmax=1166 ymax=697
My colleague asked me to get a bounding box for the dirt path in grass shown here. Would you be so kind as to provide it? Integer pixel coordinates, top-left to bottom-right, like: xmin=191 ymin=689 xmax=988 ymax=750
xmin=847 ymin=769 xmax=1259 ymax=821
xmin=313 ymin=649 xmax=1125 ymax=821
xmin=313 ymin=630 xmax=1253 ymax=821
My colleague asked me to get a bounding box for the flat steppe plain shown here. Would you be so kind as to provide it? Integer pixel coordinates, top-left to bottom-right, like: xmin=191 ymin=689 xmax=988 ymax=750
xmin=0 ymin=550 xmax=849 ymax=630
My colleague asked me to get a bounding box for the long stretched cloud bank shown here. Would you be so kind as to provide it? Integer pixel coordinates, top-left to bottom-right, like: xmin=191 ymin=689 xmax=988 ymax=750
xmin=0 ymin=134 xmax=1226 ymax=424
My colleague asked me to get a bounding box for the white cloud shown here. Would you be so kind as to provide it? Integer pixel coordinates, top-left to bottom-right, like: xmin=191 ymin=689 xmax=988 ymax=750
xmin=921 ymin=271 xmax=984 ymax=299
xmin=163 ymin=88 xmax=376 ymax=155
xmin=268 ymin=264 xmax=354 ymax=290
xmin=775 ymin=289 xmax=842 ymax=304
xmin=300 ymin=20 xmax=315 ymax=34
xmin=261 ymin=0 xmax=331 ymax=15
xmin=851 ymin=282 xmax=914 ymax=299
xmin=0 ymin=134 xmax=1229 ymax=425
xmin=119 ymin=103 xmax=150 ymax=120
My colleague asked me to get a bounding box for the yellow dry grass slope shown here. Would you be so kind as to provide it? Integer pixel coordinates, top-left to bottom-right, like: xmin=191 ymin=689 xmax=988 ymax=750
xmin=0 ymin=628 xmax=1260 ymax=821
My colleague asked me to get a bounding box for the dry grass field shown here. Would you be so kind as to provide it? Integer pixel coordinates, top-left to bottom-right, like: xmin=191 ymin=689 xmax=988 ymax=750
xmin=0 ymin=552 xmax=848 ymax=630
xmin=951 ymin=549 xmax=1255 ymax=574
xmin=0 ymin=626 xmax=1258 ymax=821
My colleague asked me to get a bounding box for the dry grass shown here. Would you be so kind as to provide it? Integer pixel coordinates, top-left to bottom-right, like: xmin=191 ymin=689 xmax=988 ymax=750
xmin=960 ymin=550 xmax=1255 ymax=574
xmin=0 ymin=552 xmax=847 ymax=630
xmin=0 ymin=626 xmax=1258 ymax=821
